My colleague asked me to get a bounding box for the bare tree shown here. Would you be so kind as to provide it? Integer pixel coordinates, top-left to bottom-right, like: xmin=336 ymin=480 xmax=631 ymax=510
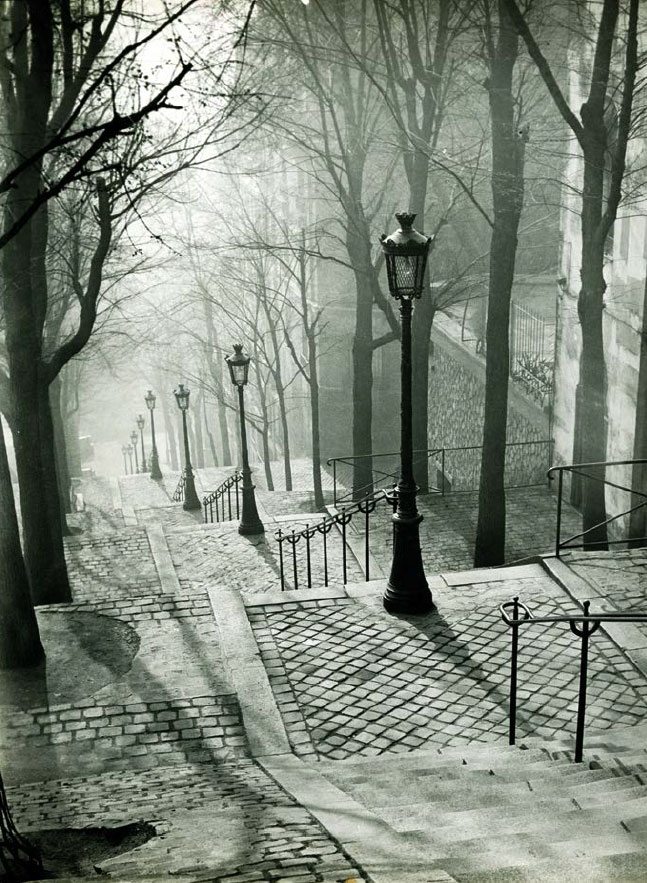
xmin=504 ymin=0 xmax=641 ymax=546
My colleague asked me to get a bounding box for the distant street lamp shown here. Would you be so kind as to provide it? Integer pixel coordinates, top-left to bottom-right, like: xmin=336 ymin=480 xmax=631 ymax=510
xmin=126 ymin=443 xmax=134 ymax=474
xmin=380 ymin=212 xmax=434 ymax=615
xmin=173 ymin=383 xmax=201 ymax=510
xmin=144 ymin=390 xmax=163 ymax=480
xmin=130 ymin=430 xmax=139 ymax=472
xmin=225 ymin=344 xmax=264 ymax=536
xmin=122 ymin=445 xmax=129 ymax=474
xmin=136 ymin=414 xmax=147 ymax=473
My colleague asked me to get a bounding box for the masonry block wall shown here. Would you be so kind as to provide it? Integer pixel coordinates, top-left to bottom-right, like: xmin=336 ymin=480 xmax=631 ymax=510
xmin=428 ymin=327 xmax=551 ymax=489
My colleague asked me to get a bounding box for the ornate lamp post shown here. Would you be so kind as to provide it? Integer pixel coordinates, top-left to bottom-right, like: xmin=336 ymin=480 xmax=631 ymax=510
xmin=380 ymin=212 xmax=434 ymax=615
xmin=122 ymin=445 xmax=129 ymax=474
xmin=136 ymin=414 xmax=147 ymax=473
xmin=225 ymin=344 xmax=264 ymax=536
xmin=173 ymin=383 xmax=201 ymax=510
xmin=144 ymin=390 xmax=163 ymax=480
xmin=126 ymin=443 xmax=134 ymax=474
xmin=130 ymin=430 xmax=139 ymax=472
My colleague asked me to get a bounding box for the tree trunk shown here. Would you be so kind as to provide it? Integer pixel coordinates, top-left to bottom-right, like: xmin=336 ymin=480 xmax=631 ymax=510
xmin=276 ymin=382 xmax=292 ymax=491
xmin=193 ymin=393 xmax=205 ymax=469
xmin=308 ymin=333 xmax=325 ymax=510
xmin=474 ymin=0 xmax=525 ymax=567
xmin=575 ymin=145 xmax=609 ymax=548
xmin=203 ymin=395 xmax=218 ymax=468
xmin=0 ymin=420 xmax=45 ymax=669
xmin=161 ymin=395 xmax=179 ymax=471
xmin=629 ymin=274 xmax=647 ymax=545
xmin=412 ymin=297 xmax=435 ymax=493
xmin=409 ymin=158 xmax=432 ymax=493
xmin=348 ymin=226 xmax=374 ymax=500
xmin=50 ymin=376 xmax=72 ymax=518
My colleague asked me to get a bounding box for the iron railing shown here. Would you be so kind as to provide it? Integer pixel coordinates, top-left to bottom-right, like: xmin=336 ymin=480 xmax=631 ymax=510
xmin=275 ymin=490 xmax=394 ymax=590
xmin=203 ymin=471 xmax=242 ymax=524
xmin=1 ymin=771 xmax=44 ymax=880
xmin=549 ymin=459 xmax=647 ymax=556
xmin=171 ymin=470 xmax=186 ymax=502
xmin=327 ymin=439 xmax=553 ymax=506
xmin=501 ymin=597 xmax=647 ymax=762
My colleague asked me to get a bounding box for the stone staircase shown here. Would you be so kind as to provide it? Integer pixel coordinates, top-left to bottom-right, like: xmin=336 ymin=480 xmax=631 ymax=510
xmin=315 ymin=733 xmax=647 ymax=881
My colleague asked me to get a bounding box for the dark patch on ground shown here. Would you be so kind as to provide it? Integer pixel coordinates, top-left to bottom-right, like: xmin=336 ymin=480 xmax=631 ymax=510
xmin=0 ymin=611 xmax=140 ymax=709
xmin=28 ymin=821 xmax=156 ymax=878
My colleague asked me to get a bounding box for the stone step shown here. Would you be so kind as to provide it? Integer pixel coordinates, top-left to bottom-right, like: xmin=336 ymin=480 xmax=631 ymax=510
xmin=452 ymin=849 xmax=647 ymax=882
xmin=432 ymin=828 xmax=645 ymax=875
xmin=337 ymin=757 xmax=624 ymax=789
xmin=347 ymin=767 xmax=634 ymax=809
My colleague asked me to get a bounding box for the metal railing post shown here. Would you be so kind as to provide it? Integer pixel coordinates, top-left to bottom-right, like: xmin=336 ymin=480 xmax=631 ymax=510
xmin=509 ymin=596 xmax=520 ymax=746
xmin=278 ymin=529 xmax=285 ymax=591
xmin=571 ymin=601 xmax=600 ymax=763
xmin=556 ymin=469 xmax=563 ymax=558
xmin=333 ymin=459 xmax=337 ymax=507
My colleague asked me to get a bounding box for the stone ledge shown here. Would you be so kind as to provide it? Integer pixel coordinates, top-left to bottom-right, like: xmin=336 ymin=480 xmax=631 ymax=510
xmin=244 ymin=586 xmax=348 ymax=607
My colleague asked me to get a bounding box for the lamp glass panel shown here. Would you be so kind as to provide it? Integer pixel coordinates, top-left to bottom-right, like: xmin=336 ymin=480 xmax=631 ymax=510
xmin=394 ymin=254 xmax=419 ymax=296
xmin=231 ymin=363 xmax=247 ymax=387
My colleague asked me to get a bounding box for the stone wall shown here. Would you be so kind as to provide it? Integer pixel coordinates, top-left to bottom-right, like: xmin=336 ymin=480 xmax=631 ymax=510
xmin=428 ymin=327 xmax=551 ymax=490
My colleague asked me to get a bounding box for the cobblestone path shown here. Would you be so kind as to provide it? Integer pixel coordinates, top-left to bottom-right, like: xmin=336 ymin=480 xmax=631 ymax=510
xmin=343 ymin=486 xmax=583 ymax=576
xmin=248 ymin=570 xmax=647 ymax=761
xmin=7 ymin=763 xmax=365 ymax=881
xmin=165 ymin=523 xmax=282 ymax=596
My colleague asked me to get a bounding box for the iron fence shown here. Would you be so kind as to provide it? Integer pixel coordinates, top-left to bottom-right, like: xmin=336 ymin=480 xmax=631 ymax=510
xmin=549 ymin=459 xmax=647 ymax=556
xmin=327 ymin=440 xmax=553 ymax=506
xmin=501 ymin=597 xmax=647 ymax=762
xmin=203 ymin=471 xmax=242 ymax=523
xmin=171 ymin=470 xmax=186 ymax=503
xmin=274 ymin=490 xmax=394 ymax=590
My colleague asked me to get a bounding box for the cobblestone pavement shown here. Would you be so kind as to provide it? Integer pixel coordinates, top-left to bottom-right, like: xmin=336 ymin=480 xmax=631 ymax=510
xmin=6 ymin=763 xmax=367 ymax=882
xmin=64 ymin=528 xmax=160 ymax=602
xmin=564 ymin=549 xmax=647 ymax=610
xmin=165 ymin=524 xmax=283 ymax=596
xmin=340 ymin=486 xmax=583 ymax=577
xmin=248 ymin=571 xmax=647 ymax=761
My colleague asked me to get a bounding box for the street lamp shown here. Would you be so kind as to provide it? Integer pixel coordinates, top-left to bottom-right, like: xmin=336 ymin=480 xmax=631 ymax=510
xmin=144 ymin=390 xmax=163 ymax=480
xmin=136 ymin=414 xmax=147 ymax=473
xmin=130 ymin=430 xmax=139 ymax=472
xmin=122 ymin=445 xmax=129 ymax=474
xmin=380 ymin=211 xmax=434 ymax=615
xmin=173 ymin=383 xmax=201 ymax=510
xmin=225 ymin=344 xmax=264 ymax=536
xmin=126 ymin=443 xmax=134 ymax=474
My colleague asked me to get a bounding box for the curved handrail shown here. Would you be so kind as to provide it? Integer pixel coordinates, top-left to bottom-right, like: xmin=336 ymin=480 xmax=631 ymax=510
xmin=203 ymin=470 xmax=242 ymax=523
xmin=500 ymin=597 xmax=647 ymax=762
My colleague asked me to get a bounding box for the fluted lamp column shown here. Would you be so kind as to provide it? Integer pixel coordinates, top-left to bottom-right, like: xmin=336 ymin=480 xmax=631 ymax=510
xmin=174 ymin=383 xmax=201 ymax=511
xmin=380 ymin=212 xmax=434 ymax=615
xmin=136 ymin=414 xmax=147 ymax=473
xmin=144 ymin=390 xmax=163 ymax=480
xmin=225 ymin=344 xmax=264 ymax=536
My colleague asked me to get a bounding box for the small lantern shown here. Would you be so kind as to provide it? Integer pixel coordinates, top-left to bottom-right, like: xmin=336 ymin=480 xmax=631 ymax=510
xmin=225 ymin=344 xmax=251 ymax=388
xmin=121 ymin=445 xmax=128 ymax=455
xmin=130 ymin=430 xmax=138 ymax=446
xmin=136 ymin=413 xmax=145 ymax=430
xmin=145 ymin=390 xmax=156 ymax=411
xmin=126 ymin=444 xmax=133 ymax=454
xmin=174 ymin=384 xmax=190 ymax=411
xmin=380 ymin=212 xmax=432 ymax=300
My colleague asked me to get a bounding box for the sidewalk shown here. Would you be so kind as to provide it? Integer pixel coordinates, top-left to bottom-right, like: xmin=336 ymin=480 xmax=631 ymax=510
xmin=3 ymin=474 xmax=647 ymax=881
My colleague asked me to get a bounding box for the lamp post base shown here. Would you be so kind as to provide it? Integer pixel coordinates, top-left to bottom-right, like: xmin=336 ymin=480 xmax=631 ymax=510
xmin=183 ymin=469 xmax=202 ymax=511
xmin=239 ymin=483 xmax=264 ymax=536
xmin=149 ymin=450 xmax=162 ymax=480
xmin=383 ymin=512 xmax=434 ymax=615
